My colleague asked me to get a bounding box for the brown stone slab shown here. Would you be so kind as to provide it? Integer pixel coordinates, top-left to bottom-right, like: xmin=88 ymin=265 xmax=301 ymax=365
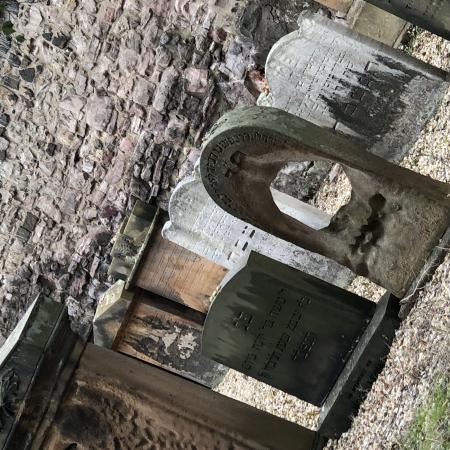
xmin=114 ymin=289 xmax=227 ymax=387
xmin=133 ymin=216 xmax=228 ymax=313
xmin=42 ymin=344 xmax=320 ymax=450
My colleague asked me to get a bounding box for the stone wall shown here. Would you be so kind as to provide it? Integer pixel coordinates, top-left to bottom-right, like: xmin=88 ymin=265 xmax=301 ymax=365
xmin=0 ymin=0 xmax=312 ymax=340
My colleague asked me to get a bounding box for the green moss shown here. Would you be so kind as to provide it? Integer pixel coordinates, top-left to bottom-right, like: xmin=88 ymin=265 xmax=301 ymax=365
xmin=401 ymin=27 xmax=425 ymax=56
xmin=403 ymin=374 xmax=450 ymax=450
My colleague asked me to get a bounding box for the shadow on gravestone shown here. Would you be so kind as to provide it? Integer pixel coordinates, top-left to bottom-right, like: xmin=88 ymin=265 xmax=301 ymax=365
xmin=162 ymin=165 xmax=355 ymax=288
xmin=364 ymin=0 xmax=450 ymax=41
xmin=202 ymin=251 xmax=400 ymax=440
xmin=260 ymin=12 xmax=448 ymax=163
xmin=199 ymin=106 xmax=450 ymax=298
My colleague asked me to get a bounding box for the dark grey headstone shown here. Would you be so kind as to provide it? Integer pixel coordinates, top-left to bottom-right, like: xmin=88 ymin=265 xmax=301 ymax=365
xmin=202 ymin=251 xmax=401 ymax=439
xmin=366 ymin=0 xmax=450 ymax=40
xmin=202 ymin=251 xmax=376 ymax=406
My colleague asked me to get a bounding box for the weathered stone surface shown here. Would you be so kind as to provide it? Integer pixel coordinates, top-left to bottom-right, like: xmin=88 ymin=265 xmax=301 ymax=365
xmin=365 ymin=0 xmax=450 ymax=40
xmin=202 ymin=251 xmax=400 ymax=438
xmin=43 ymin=344 xmax=319 ymax=450
xmin=347 ymin=0 xmax=409 ymax=47
xmin=93 ymin=280 xmax=134 ymax=348
xmin=0 ymin=295 xmax=82 ymax=450
xmin=314 ymin=0 xmax=353 ymax=12
xmin=86 ymin=95 xmax=114 ymax=132
xmin=163 ymin=166 xmax=354 ymax=287
xmin=203 ymin=252 xmax=376 ymax=406
xmin=200 ymin=106 xmax=450 ymax=297
xmin=114 ymin=289 xmax=228 ymax=388
xmin=261 ymin=12 xmax=448 ymax=162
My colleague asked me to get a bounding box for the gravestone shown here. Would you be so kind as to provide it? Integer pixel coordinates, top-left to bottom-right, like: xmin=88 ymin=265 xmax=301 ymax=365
xmin=261 ymin=12 xmax=448 ymax=162
xmin=200 ymin=106 xmax=450 ymax=297
xmin=202 ymin=251 xmax=401 ymax=438
xmin=365 ymin=0 xmax=450 ymax=40
xmin=162 ymin=165 xmax=354 ymax=288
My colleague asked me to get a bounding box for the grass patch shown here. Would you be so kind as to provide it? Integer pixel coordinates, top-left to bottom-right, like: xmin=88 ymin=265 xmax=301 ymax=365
xmin=400 ymin=26 xmax=424 ymax=55
xmin=402 ymin=374 xmax=450 ymax=450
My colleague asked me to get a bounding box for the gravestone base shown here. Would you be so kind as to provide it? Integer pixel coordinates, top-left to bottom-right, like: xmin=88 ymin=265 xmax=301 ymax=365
xmin=317 ymin=293 xmax=400 ymax=438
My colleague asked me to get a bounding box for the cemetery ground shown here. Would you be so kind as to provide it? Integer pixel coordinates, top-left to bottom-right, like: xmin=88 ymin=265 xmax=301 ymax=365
xmin=216 ymin=30 xmax=450 ymax=450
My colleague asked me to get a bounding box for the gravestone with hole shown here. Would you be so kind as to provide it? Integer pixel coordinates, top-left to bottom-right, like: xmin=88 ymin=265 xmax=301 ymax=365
xmin=261 ymin=12 xmax=448 ymax=163
xmin=365 ymin=0 xmax=450 ymax=40
xmin=200 ymin=106 xmax=450 ymax=297
xmin=162 ymin=165 xmax=354 ymax=288
xmin=202 ymin=251 xmax=401 ymax=439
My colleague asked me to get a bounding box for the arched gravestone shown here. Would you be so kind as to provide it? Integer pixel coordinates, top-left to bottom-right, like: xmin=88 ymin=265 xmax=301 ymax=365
xmin=162 ymin=166 xmax=355 ymax=288
xmin=365 ymin=0 xmax=450 ymax=41
xmin=261 ymin=12 xmax=448 ymax=163
xmin=202 ymin=251 xmax=401 ymax=438
xmin=200 ymin=106 xmax=450 ymax=297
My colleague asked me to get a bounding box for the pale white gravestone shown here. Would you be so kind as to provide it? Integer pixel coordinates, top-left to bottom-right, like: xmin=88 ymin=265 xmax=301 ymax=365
xmin=260 ymin=12 xmax=448 ymax=163
xmin=162 ymin=167 xmax=354 ymax=288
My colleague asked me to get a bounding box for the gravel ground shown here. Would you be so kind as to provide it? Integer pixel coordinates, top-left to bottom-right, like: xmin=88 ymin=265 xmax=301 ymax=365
xmin=215 ymin=31 xmax=450 ymax=449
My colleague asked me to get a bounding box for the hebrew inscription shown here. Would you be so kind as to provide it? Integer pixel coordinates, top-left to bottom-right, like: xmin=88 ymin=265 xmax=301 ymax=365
xmin=162 ymin=166 xmax=354 ymax=288
xmin=262 ymin=13 xmax=448 ymax=162
xmin=200 ymin=106 xmax=450 ymax=297
xmin=202 ymin=252 xmax=376 ymax=406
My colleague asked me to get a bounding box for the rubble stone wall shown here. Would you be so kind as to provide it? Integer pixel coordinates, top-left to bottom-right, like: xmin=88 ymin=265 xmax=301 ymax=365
xmin=0 ymin=0 xmax=311 ymax=340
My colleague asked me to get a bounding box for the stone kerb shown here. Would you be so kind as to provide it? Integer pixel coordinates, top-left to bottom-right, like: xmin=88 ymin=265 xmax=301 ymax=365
xmin=108 ymin=201 xmax=159 ymax=289
xmin=162 ymin=165 xmax=355 ymax=288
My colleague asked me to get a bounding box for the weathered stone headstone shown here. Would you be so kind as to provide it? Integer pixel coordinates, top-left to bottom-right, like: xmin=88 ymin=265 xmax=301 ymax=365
xmin=109 ymin=200 xmax=228 ymax=313
xmin=162 ymin=166 xmax=354 ymax=288
xmin=200 ymin=106 xmax=450 ymax=297
xmin=364 ymin=0 xmax=450 ymax=40
xmin=261 ymin=12 xmax=448 ymax=162
xmin=202 ymin=251 xmax=400 ymax=438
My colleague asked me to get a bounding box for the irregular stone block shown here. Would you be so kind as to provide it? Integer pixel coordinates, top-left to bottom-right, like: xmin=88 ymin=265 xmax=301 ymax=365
xmin=86 ymin=95 xmax=114 ymax=132
xmin=262 ymin=12 xmax=448 ymax=162
xmin=132 ymin=78 xmax=155 ymax=106
xmin=184 ymin=67 xmax=209 ymax=95
xmin=200 ymin=106 xmax=450 ymax=297
xmin=163 ymin=166 xmax=354 ymax=288
xmin=152 ymin=66 xmax=179 ymax=112
xmin=19 ymin=68 xmax=35 ymax=83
